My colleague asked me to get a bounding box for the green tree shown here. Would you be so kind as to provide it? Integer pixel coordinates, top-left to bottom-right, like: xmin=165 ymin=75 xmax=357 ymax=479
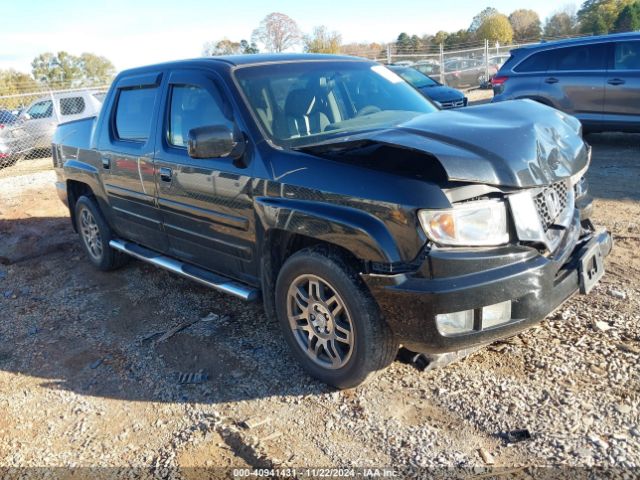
xmin=578 ymin=0 xmax=634 ymax=34
xmin=509 ymin=9 xmax=542 ymax=41
xmin=614 ymin=1 xmax=640 ymax=31
xmin=476 ymin=14 xmax=514 ymax=44
xmin=240 ymin=40 xmax=260 ymax=54
xmin=445 ymin=29 xmax=472 ymax=48
xmin=469 ymin=7 xmax=500 ymax=32
xmin=0 ymin=70 xmax=40 ymax=109
xmin=410 ymin=34 xmax=423 ymax=53
xmin=304 ymin=26 xmax=342 ymax=54
xmin=252 ymin=12 xmax=302 ymax=53
xmin=433 ymin=30 xmax=449 ymax=45
xmin=203 ymin=39 xmax=258 ymax=55
xmin=396 ymin=32 xmax=412 ymax=53
xmin=78 ymin=53 xmax=116 ymax=86
xmin=543 ymin=11 xmax=578 ymax=37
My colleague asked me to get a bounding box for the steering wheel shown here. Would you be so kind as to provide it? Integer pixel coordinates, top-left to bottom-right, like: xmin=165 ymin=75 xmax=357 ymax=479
xmin=356 ymin=105 xmax=382 ymax=117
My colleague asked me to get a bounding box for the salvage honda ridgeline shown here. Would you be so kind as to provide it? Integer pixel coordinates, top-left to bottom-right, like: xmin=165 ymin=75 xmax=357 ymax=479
xmin=52 ymin=54 xmax=612 ymax=388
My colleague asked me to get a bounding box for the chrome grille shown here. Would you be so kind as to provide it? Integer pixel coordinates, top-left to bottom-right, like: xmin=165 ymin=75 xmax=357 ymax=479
xmin=533 ymin=181 xmax=570 ymax=231
xmin=439 ymin=99 xmax=466 ymax=109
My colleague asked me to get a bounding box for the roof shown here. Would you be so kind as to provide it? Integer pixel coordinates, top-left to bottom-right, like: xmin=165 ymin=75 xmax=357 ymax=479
xmin=517 ymin=32 xmax=640 ymax=52
xmin=119 ymin=53 xmax=369 ymax=76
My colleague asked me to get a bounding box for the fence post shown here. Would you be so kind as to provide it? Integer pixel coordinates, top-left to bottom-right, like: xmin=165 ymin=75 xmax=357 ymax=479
xmin=386 ymin=44 xmax=392 ymax=64
xmin=439 ymin=43 xmax=445 ymax=85
xmin=484 ymin=39 xmax=490 ymax=88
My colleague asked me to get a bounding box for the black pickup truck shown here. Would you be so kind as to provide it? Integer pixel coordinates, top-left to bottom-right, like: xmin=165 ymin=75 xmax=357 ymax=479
xmin=53 ymin=54 xmax=611 ymax=388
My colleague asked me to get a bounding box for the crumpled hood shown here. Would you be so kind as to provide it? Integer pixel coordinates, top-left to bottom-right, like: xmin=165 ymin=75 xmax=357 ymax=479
xmin=312 ymin=100 xmax=589 ymax=188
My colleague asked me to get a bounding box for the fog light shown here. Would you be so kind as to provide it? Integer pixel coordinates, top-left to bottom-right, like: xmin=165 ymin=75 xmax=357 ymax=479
xmin=436 ymin=309 xmax=474 ymax=336
xmin=482 ymin=301 xmax=512 ymax=329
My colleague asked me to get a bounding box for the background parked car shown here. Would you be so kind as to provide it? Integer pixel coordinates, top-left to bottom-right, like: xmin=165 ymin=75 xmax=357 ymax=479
xmin=387 ymin=65 xmax=467 ymax=109
xmin=19 ymin=90 xmax=103 ymax=154
xmin=0 ymin=109 xmax=30 ymax=168
xmin=492 ymin=32 xmax=640 ymax=133
xmin=413 ymin=60 xmax=441 ymax=76
xmin=444 ymin=58 xmax=497 ymax=88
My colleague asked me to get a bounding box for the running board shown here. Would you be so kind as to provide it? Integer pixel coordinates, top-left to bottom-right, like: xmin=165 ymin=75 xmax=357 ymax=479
xmin=109 ymin=239 xmax=260 ymax=302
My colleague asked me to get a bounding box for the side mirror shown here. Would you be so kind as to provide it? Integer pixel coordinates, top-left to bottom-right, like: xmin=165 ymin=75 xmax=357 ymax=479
xmin=187 ymin=125 xmax=245 ymax=160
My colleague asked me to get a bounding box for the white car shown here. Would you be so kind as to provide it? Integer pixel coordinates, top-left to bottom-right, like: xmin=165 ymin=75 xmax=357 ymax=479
xmin=20 ymin=90 xmax=103 ymax=151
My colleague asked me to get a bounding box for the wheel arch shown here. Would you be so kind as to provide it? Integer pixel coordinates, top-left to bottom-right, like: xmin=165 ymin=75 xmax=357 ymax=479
xmin=255 ymin=197 xmax=404 ymax=322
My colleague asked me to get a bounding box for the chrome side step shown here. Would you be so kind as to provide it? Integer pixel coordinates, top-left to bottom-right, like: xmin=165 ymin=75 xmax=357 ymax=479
xmin=109 ymin=239 xmax=260 ymax=302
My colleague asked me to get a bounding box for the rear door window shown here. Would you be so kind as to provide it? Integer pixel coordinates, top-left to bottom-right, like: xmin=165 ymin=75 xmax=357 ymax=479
xmin=114 ymin=87 xmax=157 ymax=142
xmin=550 ymin=44 xmax=608 ymax=71
xmin=60 ymin=97 xmax=86 ymax=116
xmin=614 ymin=41 xmax=640 ymax=70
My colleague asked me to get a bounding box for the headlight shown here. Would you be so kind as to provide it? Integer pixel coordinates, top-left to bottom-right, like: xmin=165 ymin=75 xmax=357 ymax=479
xmin=418 ymin=199 xmax=509 ymax=246
xmin=433 ymin=100 xmax=442 ymax=108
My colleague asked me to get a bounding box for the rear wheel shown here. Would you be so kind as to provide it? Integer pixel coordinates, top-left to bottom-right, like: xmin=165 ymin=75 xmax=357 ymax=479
xmin=75 ymin=195 xmax=129 ymax=271
xmin=275 ymin=246 xmax=398 ymax=389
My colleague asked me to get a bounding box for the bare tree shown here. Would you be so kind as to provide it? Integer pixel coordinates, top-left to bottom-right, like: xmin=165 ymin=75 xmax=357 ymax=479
xmin=252 ymin=12 xmax=302 ymax=53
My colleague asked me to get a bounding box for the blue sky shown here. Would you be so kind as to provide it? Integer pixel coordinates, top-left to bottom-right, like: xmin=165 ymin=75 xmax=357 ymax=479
xmin=2 ymin=0 xmax=569 ymax=73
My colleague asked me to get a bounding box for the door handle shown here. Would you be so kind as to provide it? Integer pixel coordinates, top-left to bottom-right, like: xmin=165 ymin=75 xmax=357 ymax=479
xmin=607 ymin=78 xmax=625 ymax=86
xmin=545 ymin=77 xmax=559 ymax=84
xmin=160 ymin=167 xmax=172 ymax=182
xmin=101 ymin=157 xmax=111 ymax=169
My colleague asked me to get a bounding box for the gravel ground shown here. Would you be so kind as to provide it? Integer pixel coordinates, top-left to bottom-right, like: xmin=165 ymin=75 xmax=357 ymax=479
xmin=0 ymin=130 xmax=638 ymax=476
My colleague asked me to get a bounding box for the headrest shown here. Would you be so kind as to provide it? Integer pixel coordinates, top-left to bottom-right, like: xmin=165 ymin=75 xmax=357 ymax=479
xmin=284 ymin=89 xmax=316 ymax=117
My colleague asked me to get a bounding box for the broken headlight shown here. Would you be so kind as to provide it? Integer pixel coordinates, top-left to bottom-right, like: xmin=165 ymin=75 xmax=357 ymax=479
xmin=418 ymin=199 xmax=509 ymax=247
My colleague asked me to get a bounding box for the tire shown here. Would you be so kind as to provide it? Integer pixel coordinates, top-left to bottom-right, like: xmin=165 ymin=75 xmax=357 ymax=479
xmin=75 ymin=195 xmax=129 ymax=271
xmin=275 ymin=246 xmax=398 ymax=389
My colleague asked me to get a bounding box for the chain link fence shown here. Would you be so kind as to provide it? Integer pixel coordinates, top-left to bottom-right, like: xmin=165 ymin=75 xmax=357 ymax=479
xmin=384 ymin=40 xmax=534 ymax=90
xmin=0 ymin=85 xmax=108 ymax=180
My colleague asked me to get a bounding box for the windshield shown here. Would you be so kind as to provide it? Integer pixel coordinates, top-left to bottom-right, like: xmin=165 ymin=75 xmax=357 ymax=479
xmin=391 ymin=67 xmax=438 ymax=88
xmin=234 ymin=61 xmax=437 ymax=148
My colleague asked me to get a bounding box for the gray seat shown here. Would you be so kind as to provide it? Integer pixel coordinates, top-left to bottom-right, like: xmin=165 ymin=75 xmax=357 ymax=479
xmin=283 ymin=89 xmax=329 ymax=138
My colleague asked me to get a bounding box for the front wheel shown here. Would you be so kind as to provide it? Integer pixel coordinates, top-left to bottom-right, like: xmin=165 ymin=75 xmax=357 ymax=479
xmin=275 ymin=246 xmax=398 ymax=389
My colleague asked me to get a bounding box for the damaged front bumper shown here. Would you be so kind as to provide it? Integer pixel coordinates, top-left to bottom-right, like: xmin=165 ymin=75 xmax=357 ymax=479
xmin=362 ymin=223 xmax=612 ymax=354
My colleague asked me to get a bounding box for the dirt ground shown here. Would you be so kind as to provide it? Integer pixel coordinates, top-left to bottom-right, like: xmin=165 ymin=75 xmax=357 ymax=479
xmin=0 ymin=127 xmax=638 ymax=476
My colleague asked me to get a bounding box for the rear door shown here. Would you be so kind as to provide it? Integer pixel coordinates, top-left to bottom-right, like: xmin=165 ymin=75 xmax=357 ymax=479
xmin=604 ymin=40 xmax=640 ymax=129
xmin=154 ymin=70 xmax=256 ymax=282
xmin=97 ymin=72 xmax=169 ymax=252
xmin=543 ymin=43 xmax=609 ymax=125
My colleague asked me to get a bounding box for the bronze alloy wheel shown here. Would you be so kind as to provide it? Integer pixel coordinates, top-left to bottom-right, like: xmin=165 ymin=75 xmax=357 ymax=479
xmin=79 ymin=207 xmax=103 ymax=261
xmin=286 ymin=274 xmax=354 ymax=370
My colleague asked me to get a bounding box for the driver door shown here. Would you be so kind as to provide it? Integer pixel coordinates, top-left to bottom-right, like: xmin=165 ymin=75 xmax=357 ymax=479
xmin=154 ymin=70 xmax=256 ymax=282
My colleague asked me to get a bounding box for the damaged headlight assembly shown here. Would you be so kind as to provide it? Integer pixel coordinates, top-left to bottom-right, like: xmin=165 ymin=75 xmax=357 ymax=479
xmin=418 ymin=199 xmax=509 ymax=247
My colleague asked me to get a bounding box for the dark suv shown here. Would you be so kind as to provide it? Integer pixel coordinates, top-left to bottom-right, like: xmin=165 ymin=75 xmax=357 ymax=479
xmin=52 ymin=54 xmax=610 ymax=388
xmin=492 ymin=32 xmax=640 ymax=132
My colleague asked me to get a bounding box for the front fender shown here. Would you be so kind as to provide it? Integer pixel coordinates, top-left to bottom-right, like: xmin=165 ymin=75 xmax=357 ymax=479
xmin=255 ymin=197 xmax=403 ymax=264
